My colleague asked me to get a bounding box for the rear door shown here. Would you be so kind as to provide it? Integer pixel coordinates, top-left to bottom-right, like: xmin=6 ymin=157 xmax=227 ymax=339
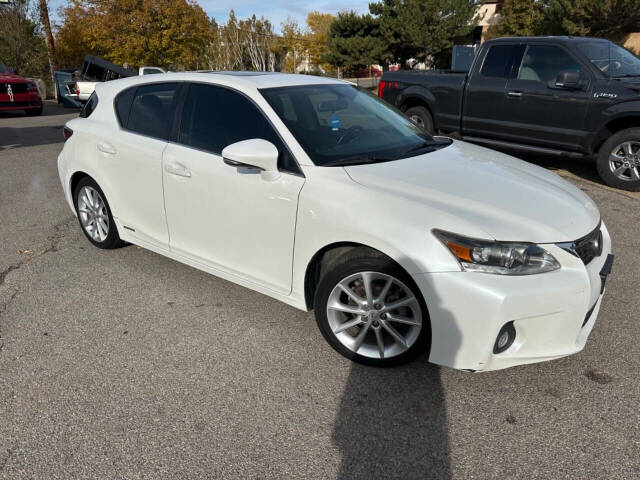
xmin=502 ymin=43 xmax=591 ymax=152
xmin=100 ymin=82 xmax=181 ymax=248
xmin=462 ymin=43 xmax=524 ymax=139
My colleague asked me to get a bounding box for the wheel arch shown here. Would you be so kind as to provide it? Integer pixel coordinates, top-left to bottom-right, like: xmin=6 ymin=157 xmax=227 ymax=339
xmin=303 ymin=241 xmax=425 ymax=312
xmin=398 ymin=89 xmax=438 ymax=130
xmin=592 ymin=114 xmax=640 ymax=154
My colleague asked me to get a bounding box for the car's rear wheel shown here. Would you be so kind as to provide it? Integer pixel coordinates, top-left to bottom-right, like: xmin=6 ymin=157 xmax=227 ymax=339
xmin=597 ymin=128 xmax=640 ymax=191
xmin=74 ymin=177 xmax=125 ymax=249
xmin=314 ymin=247 xmax=429 ymax=366
xmin=405 ymin=105 xmax=434 ymax=134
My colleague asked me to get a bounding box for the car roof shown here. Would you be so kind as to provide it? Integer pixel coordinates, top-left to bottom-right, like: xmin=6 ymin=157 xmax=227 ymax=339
xmin=486 ymin=36 xmax=611 ymax=45
xmin=96 ymin=71 xmax=346 ymax=98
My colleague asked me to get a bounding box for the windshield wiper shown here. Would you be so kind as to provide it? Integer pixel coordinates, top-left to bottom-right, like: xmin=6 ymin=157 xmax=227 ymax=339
xmin=322 ymin=155 xmax=396 ymax=167
xmin=400 ymin=138 xmax=452 ymax=157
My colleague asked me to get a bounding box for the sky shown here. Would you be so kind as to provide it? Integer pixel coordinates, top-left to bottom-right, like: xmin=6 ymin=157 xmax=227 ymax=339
xmin=47 ymin=0 xmax=372 ymax=32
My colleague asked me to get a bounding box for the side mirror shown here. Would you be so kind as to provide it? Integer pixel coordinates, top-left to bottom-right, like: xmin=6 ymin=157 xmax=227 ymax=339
xmin=555 ymin=70 xmax=582 ymax=90
xmin=222 ymin=139 xmax=280 ymax=181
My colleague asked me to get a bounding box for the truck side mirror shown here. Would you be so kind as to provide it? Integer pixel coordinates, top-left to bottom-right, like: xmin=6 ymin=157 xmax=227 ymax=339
xmin=555 ymin=70 xmax=582 ymax=90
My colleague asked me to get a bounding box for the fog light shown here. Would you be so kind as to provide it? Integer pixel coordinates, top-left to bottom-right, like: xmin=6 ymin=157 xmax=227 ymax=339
xmin=493 ymin=322 xmax=516 ymax=354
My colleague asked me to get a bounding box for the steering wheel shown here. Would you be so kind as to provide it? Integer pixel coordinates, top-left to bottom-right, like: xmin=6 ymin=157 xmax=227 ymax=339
xmin=337 ymin=126 xmax=364 ymax=146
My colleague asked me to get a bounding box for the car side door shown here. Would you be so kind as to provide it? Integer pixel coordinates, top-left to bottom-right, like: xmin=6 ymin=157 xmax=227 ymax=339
xmin=162 ymin=82 xmax=305 ymax=294
xmin=502 ymin=43 xmax=592 ymax=152
xmin=462 ymin=43 xmax=524 ymax=139
xmin=99 ymin=82 xmax=181 ymax=248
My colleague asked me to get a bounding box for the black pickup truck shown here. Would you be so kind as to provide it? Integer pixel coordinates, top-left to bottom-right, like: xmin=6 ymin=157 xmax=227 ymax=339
xmin=379 ymin=36 xmax=640 ymax=190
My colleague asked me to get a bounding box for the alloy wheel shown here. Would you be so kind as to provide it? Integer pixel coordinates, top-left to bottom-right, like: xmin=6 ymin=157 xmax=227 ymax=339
xmin=77 ymin=186 xmax=109 ymax=242
xmin=609 ymin=141 xmax=640 ymax=182
xmin=326 ymin=271 xmax=422 ymax=359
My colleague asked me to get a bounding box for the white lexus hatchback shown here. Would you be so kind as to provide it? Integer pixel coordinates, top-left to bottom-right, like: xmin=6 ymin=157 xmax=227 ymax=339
xmin=58 ymin=72 xmax=613 ymax=371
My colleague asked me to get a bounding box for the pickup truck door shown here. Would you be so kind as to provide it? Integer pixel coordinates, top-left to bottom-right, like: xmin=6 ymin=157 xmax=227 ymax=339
xmin=462 ymin=43 xmax=524 ymax=139
xmin=502 ymin=44 xmax=591 ymax=152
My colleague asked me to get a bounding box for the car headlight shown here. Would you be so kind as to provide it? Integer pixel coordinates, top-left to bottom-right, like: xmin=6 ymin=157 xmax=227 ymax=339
xmin=433 ymin=230 xmax=560 ymax=275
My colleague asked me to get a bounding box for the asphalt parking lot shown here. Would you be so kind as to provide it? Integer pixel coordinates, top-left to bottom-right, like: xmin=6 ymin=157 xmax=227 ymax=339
xmin=1 ymin=101 xmax=639 ymax=479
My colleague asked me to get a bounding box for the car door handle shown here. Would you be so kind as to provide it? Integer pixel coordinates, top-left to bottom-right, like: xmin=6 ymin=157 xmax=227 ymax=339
xmin=97 ymin=142 xmax=117 ymax=155
xmin=507 ymin=91 xmax=523 ymax=97
xmin=164 ymin=162 xmax=192 ymax=178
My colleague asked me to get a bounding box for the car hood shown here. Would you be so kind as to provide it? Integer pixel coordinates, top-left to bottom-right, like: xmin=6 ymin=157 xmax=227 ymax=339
xmin=344 ymin=140 xmax=600 ymax=243
xmin=0 ymin=73 xmax=26 ymax=83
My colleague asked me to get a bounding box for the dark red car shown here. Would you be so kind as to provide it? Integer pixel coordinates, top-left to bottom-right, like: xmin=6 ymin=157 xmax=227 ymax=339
xmin=0 ymin=62 xmax=43 ymax=115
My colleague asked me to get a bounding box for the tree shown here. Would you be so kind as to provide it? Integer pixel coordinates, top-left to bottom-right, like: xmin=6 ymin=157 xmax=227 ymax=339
xmin=542 ymin=0 xmax=640 ymax=41
xmin=305 ymin=11 xmax=335 ymax=73
xmin=278 ymin=17 xmax=305 ymax=73
xmin=55 ymin=0 xmax=212 ymax=70
xmin=325 ymin=11 xmax=387 ymax=73
xmin=485 ymin=0 xmax=545 ymax=39
xmin=370 ymin=0 xmax=481 ymax=67
xmin=0 ymin=0 xmax=49 ymax=79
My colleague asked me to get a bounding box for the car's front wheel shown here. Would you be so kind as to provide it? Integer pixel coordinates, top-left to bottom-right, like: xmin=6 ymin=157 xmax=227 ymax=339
xmin=74 ymin=176 xmax=125 ymax=249
xmin=597 ymin=128 xmax=640 ymax=191
xmin=314 ymin=248 xmax=429 ymax=366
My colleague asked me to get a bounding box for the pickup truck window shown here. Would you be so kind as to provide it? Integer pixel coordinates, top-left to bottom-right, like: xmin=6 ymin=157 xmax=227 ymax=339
xmin=577 ymin=41 xmax=640 ymax=78
xmin=481 ymin=45 xmax=518 ymax=78
xmin=517 ymin=45 xmax=581 ymax=86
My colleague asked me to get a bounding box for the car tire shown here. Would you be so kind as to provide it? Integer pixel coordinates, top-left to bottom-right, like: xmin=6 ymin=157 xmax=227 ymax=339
xmin=73 ymin=176 xmax=125 ymax=249
xmin=314 ymin=247 xmax=430 ymax=367
xmin=405 ymin=106 xmax=434 ymax=134
xmin=596 ymin=128 xmax=640 ymax=191
xmin=25 ymin=103 xmax=43 ymax=116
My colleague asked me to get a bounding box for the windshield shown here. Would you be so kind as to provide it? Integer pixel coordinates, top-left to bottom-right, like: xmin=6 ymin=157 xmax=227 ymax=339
xmin=0 ymin=63 xmax=8 ymax=74
xmin=577 ymin=41 xmax=640 ymax=78
xmin=261 ymin=84 xmax=446 ymax=166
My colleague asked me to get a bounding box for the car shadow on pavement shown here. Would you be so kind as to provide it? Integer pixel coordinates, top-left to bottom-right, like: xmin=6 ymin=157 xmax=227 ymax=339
xmin=332 ymin=283 xmax=461 ymax=480
xmin=333 ymin=362 xmax=451 ymax=480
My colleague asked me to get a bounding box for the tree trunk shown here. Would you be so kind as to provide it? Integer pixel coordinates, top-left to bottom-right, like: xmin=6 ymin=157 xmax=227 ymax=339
xmin=38 ymin=0 xmax=56 ymax=85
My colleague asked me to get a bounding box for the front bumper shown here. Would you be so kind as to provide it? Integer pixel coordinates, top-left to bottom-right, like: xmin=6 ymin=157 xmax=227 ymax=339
xmin=0 ymin=92 xmax=42 ymax=110
xmin=413 ymin=223 xmax=612 ymax=372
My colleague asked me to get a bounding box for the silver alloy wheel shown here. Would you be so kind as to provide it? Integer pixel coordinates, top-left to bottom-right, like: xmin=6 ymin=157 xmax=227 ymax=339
xmin=77 ymin=186 xmax=109 ymax=242
xmin=326 ymin=271 xmax=422 ymax=359
xmin=609 ymin=141 xmax=640 ymax=181
xmin=409 ymin=114 xmax=424 ymax=127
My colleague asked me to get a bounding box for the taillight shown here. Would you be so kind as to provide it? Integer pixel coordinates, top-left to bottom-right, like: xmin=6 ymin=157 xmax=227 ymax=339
xmin=378 ymin=80 xmax=399 ymax=98
xmin=75 ymin=86 xmax=80 ymax=95
xmin=63 ymin=126 xmax=73 ymax=141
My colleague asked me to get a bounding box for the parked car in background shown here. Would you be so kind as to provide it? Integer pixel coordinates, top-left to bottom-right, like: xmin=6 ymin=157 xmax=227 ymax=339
xmin=57 ymin=72 xmax=612 ymax=372
xmin=379 ymin=36 xmax=640 ymax=191
xmin=0 ymin=62 xmax=43 ymax=116
xmin=64 ymin=55 xmax=165 ymax=102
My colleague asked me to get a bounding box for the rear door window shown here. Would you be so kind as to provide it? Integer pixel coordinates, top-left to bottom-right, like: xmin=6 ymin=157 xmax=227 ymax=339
xmin=126 ymin=83 xmax=179 ymax=140
xmin=114 ymin=87 xmax=135 ymax=127
xmin=480 ymin=45 xmax=524 ymax=78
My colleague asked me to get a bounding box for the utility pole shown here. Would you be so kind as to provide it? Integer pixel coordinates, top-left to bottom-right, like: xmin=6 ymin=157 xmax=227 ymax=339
xmin=38 ymin=0 xmax=57 ymax=85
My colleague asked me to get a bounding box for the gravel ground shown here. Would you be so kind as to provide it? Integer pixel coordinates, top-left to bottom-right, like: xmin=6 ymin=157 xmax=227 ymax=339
xmin=1 ymin=102 xmax=639 ymax=479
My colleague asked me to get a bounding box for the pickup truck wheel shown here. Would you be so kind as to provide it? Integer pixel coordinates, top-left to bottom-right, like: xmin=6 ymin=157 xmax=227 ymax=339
xmin=597 ymin=128 xmax=640 ymax=191
xmin=405 ymin=106 xmax=434 ymax=134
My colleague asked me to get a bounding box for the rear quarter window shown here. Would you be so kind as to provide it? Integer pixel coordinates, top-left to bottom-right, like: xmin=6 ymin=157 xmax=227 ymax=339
xmin=80 ymin=92 xmax=98 ymax=118
xmin=114 ymin=87 xmax=135 ymax=127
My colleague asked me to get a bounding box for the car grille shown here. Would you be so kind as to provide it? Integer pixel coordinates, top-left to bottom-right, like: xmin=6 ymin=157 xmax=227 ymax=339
xmin=3 ymin=83 xmax=28 ymax=93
